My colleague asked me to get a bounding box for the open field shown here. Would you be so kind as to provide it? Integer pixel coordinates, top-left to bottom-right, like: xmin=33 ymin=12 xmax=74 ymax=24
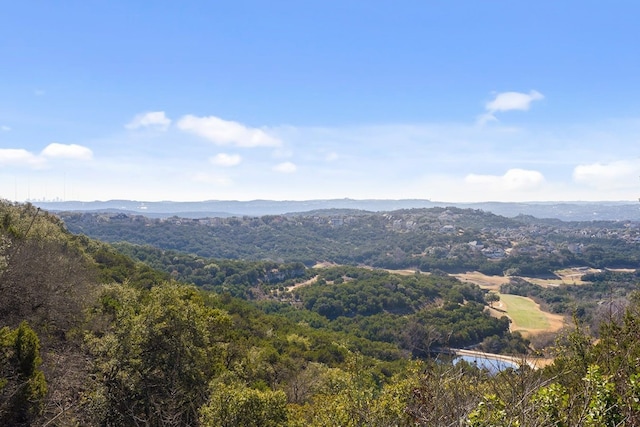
xmin=383 ymin=268 xmax=422 ymax=276
xmin=524 ymin=267 xmax=601 ymax=287
xmin=489 ymin=293 xmax=566 ymax=336
xmin=436 ymin=272 xmax=568 ymax=336
xmin=455 ymin=267 xmax=603 ymax=290
xmin=495 ymin=294 xmax=549 ymax=330
xmin=453 ymin=271 xmax=508 ymax=291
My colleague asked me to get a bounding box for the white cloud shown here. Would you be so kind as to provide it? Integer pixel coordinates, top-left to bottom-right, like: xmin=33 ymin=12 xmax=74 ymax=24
xmin=126 ymin=111 xmax=172 ymax=131
xmin=0 ymin=144 xmax=92 ymax=171
xmin=0 ymin=149 xmax=43 ymax=167
xmin=573 ymin=159 xmax=640 ymax=190
xmin=465 ymin=168 xmax=545 ymax=191
xmin=177 ymin=115 xmax=282 ymax=147
xmin=478 ymin=90 xmax=544 ymax=124
xmin=41 ymin=143 xmax=93 ymax=160
xmin=210 ymin=153 xmax=242 ymax=167
xmin=273 ymin=161 xmax=297 ymax=173
xmin=7 ymin=110 xmax=639 ymax=202
xmin=487 ymin=90 xmax=544 ymax=112
xmin=1 ymin=125 xmax=10 ymax=132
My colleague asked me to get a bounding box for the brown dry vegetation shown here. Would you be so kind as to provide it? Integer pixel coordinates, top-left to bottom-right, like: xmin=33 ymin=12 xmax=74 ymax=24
xmin=454 ymin=267 xmax=603 ymax=290
xmin=383 ymin=268 xmax=422 ymax=276
xmin=453 ymin=271 xmax=508 ymax=291
xmin=286 ymin=275 xmax=318 ymax=292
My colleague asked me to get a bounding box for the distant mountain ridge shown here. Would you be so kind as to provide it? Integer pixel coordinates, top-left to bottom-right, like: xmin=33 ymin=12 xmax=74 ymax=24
xmin=33 ymin=198 xmax=640 ymax=221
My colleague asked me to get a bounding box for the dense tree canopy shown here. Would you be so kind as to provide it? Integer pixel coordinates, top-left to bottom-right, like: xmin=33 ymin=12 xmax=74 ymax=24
xmin=2 ymin=201 xmax=640 ymax=425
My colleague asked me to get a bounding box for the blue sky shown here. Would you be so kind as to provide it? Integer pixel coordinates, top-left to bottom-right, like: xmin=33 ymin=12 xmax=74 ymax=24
xmin=2 ymin=1 xmax=640 ymax=202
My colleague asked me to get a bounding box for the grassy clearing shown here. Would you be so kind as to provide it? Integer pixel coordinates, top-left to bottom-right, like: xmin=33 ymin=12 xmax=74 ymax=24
xmin=490 ymin=293 xmax=566 ymax=337
xmin=383 ymin=268 xmax=421 ymax=276
xmin=456 ymin=271 xmax=567 ymax=336
xmin=496 ymin=294 xmax=550 ymax=331
xmin=519 ymin=267 xmax=603 ymax=287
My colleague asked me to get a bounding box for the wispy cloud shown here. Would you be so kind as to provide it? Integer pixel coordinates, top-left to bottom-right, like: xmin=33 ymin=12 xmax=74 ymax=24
xmin=41 ymin=143 xmax=93 ymax=160
xmin=478 ymin=90 xmax=544 ymax=125
xmin=5 ymin=103 xmax=640 ymax=202
xmin=573 ymin=159 xmax=640 ymax=190
xmin=465 ymin=168 xmax=545 ymax=191
xmin=0 ymin=143 xmax=93 ymax=168
xmin=0 ymin=149 xmax=43 ymax=167
xmin=210 ymin=153 xmax=242 ymax=167
xmin=126 ymin=111 xmax=172 ymax=131
xmin=1 ymin=125 xmax=10 ymax=132
xmin=177 ymin=115 xmax=282 ymax=147
xmin=273 ymin=161 xmax=297 ymax=173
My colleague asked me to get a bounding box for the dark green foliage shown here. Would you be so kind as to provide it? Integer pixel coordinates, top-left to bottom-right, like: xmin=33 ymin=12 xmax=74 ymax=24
xmin=297 ymin=267 xmax=474 ymax=319
xmin=0 ymin=322 xmax=47 ymax=425
xmin=112 ymin=242 xmax=310 ymax=297
xmin=199 ymin=380 xmax=288 ymax=427
xmin=58 ymin=208 xmax=640 ymax=275
xmin=7 ymin=200 xmax=640 ymax=425
xmin=87 ymin=282 xmax=232 ymax=426
xmin=285 ymin=267 xmax=510 ymax=353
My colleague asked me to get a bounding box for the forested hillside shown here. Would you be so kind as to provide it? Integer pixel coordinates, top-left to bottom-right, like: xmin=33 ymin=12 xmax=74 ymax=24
xmin=3 ymin=201 xmax=640 ymax=425
xmin=63 ymin=207 xmax=640 ymax=328
xmin=59 ymin=208 xmax=640 ymax=275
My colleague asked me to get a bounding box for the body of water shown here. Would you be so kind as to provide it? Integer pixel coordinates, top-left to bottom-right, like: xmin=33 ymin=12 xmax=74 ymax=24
xmin=454 ymin=354 xmax=519 ymax=374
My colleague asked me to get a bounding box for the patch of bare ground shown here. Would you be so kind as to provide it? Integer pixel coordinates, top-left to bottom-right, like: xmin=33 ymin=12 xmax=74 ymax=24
xmin=523 ymin=267 xmax=601 ymax=287
xmin=456 ymin=267 xmax=605 ymax=290
xmin=313 ymin=261 xmax=339 ymax=268
xmin=286 ymin=275 xmax=319 ymax=292
xmin=453 ymin=271 xmax=509 ymax=291
xmin=526 ymin=356 xmax=556 ymax=369
xmin=383 ymin=268 xmax=424 ymax=276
